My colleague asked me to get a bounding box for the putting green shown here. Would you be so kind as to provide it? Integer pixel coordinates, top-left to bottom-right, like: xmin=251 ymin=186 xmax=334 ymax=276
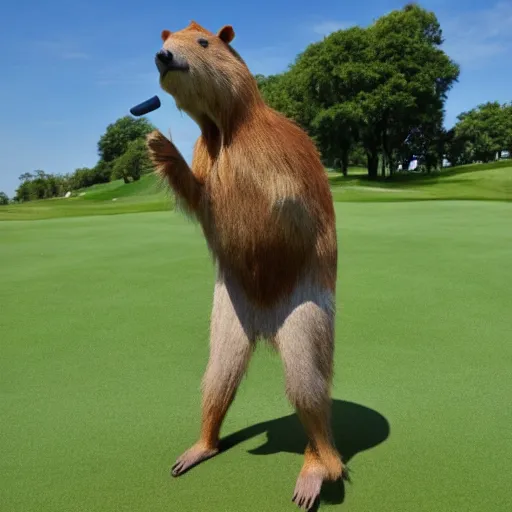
xmin=1 ymin=201 xmax=511 ymax=511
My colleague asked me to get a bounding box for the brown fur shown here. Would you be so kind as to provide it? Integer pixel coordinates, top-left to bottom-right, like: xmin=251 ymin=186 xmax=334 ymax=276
xmin=147 ymin=21 xmax=342 ymax=510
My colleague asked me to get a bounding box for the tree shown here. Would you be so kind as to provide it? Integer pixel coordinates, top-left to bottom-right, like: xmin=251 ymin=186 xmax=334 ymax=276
xmin=359 ymin=3 xmax=459 ymax=176
xmin=98 ymin=116 xmax=155 ymax=163
xmin=18 ymin=172 xmax=33 ymax=183
xmin=69 ymin=167 xmax=96 ymax=189
xmin=14 ymin=170 xmax=68 ymax=202
xmin=452 ymin=101 xmax=512 ymax=164
xmin=66 ymin=161 xmax=112 ymax=191
xmin=111 ymin=138 xmax=153 ymax=183
xmin=93 ymin=160 xmax=113 ymax=184
xmin=349 ymin=143 xmax=367 ymax=167
xmin=312 ymin=103 xmax=361 ymax=175
xmin=256 ymin=4 xmax=459 ymax=178
xmin=0 ymin=192 xmax=9 ymax=205
xmin=258 ymin=26 xmax=371 ymax=174
xmin=504 ymin=103 xmax=512 ymax=155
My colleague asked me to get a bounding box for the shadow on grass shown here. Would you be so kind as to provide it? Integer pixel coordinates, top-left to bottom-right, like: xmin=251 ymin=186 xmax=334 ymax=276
xmin=219 ymin=399 xmax=390 ymax=510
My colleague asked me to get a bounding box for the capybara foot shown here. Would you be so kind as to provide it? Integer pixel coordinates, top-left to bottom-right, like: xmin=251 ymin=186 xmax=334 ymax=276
xmin=292 ymin=467 xmax=324 ymax=511
xmin=292 ymin=454 xmax=344 ymax=511
xmin=171 ymin=442 xmax=219 ymax=477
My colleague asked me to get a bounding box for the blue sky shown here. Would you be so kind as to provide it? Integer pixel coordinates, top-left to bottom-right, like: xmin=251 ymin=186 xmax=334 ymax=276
xmin=1 ymin=0 xmax=511 ymax=196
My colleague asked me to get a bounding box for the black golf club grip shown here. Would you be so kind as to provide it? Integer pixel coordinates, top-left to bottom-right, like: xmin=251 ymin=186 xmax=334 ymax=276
xmin=130 ymin=96 xmax=161 ymax=116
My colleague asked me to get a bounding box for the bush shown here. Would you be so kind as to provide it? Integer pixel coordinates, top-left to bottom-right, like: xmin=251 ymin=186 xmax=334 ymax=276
xmin=14 ymin=171 xmax=69 ymax=202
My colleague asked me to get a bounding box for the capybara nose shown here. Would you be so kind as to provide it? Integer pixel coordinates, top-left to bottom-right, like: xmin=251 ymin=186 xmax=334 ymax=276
xmin=156 ymin=49 xmax=173 ymax=65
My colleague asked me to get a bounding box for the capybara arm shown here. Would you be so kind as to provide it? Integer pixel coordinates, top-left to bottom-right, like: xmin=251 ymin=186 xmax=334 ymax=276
xmin=146 ymin=130 xmax=203 ymax=215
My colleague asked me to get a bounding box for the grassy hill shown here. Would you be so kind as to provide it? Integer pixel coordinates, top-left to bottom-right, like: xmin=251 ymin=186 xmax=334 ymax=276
xmin=1 ymin=160 xmax=511 ymax=221
xmin=0 ymin=174 xmax=172 ymax=221
xmin=330 ymin=159 xmax=512 ymax=202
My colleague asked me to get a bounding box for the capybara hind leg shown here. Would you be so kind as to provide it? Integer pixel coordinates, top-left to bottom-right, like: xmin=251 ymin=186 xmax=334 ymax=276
xmin=171 ymin=278 xmax=253 ymax=477
xmin=275 ymin=293 xmax=343 ymax=509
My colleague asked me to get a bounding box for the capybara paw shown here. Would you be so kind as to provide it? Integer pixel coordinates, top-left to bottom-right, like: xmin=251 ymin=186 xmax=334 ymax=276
xmin=171 ymin=442 xmax=219 ymax=477
xmin=146 ymin=130 xmax=176 ymax=164
xmin=292 ymin=468 xmax=323 ymax=511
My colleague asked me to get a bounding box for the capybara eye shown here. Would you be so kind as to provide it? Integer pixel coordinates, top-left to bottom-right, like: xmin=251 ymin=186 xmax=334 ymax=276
xmin=198 ymin=38 xmax=209 ymax=48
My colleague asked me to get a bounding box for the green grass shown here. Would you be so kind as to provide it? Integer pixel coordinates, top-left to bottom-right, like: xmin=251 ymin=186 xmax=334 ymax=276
xmin=1 ymin=161 xmax=510 ymax=221
xmin=1 ymin=201 xmax=511 ymax=511
xmin=0 ymin=174 xmax=173 ymax=221
xmin=328 ymin=160 xmax=512 ymax=202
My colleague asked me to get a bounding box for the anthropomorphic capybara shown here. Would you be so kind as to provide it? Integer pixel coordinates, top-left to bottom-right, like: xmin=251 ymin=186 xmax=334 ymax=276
xmin=146 ymin=21 xmax=343 ymax=511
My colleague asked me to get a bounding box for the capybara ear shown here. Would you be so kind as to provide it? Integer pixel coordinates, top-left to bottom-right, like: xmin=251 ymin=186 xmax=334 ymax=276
xmin=161 ymin=30 xmax=172 ymax=42
xmin=218 ymin=25 xmax=235 ymax=44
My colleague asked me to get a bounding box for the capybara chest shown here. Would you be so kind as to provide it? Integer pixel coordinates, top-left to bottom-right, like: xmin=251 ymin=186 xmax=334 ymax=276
xmin=203 ymin=180 xmax=313 ymax=306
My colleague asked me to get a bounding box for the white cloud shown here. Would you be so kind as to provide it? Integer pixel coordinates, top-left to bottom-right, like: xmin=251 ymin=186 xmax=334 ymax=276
xmin=311 ymin=20 xmax=355 ymax=36
xmin=441 ymin=2 xmax=512 ymax=68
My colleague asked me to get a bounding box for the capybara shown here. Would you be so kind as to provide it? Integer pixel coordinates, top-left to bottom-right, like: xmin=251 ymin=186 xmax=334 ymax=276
xmin=146 ymin=20 xmax=343 ymax=511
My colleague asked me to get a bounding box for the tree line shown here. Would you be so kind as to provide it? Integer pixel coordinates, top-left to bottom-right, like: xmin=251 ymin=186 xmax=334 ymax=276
xmin=256 ymin=3 xmax=512 ymax=177
xmin=2 ymin=3 xmax=511 ymax=203
xmin=9 ymin=116 xmax=156 ymax=203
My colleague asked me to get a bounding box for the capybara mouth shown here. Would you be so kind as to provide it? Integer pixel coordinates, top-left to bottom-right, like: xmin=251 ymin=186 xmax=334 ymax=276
xmin=155 ymin=50 xmax=189 ymax=77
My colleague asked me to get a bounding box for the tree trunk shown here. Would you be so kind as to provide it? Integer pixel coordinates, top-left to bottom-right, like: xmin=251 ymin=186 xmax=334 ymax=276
xmin=341 ymin=151 xmax=349 ymax=177
xmin=386 ymin=149 xmax=395 ymax=176
xmin=380 ymin=121 xmax=389 ymax=179
xmin=367 ymin=152 xmax=379 ymax=179
xmin=123 ymin=176 xmax=130 ymax=184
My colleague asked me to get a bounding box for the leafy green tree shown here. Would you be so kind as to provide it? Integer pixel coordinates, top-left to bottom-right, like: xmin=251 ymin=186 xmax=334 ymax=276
xmin=68 ymin=168 xmax=93 ymax=189
xmin=504 ymin=103 xmax=512 ymax=155
xmin=26 ymin=170 xmax=49 ymax=200
xmin=14 ymin=170 xmax=68 ymax=202
xmin=360 ymin=3 xmax=458 ymax=176
xmin=18 ymin=172 xmax=33 ymax=183
xmin=111 ymin=138 xmax=153 ymax=183
xmin=15 ymin=181 xmax=31 ymax=202
xmin=349 ymin=143 xmax=367 ymax=167
xmin=93 ymin=160 xmax=113 ymax=184
xmin=312 ymin=104 xmax=360 ymax=175
xmin=98 ymin=116 xmax=155 ymax=163
xmin=257 ymin=4 xmax=459 ymax=178
xmin=259 ymin=26 xmax=371 ymax=174
xmin=0 ymin=192 xmax=9 ymax=205
xmin=452 ymin=102 xmax=512 ymax=163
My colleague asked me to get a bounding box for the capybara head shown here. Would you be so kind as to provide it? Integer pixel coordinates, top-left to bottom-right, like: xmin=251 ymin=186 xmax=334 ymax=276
xmin=155 ymin=21 xmax=260 ymax=125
